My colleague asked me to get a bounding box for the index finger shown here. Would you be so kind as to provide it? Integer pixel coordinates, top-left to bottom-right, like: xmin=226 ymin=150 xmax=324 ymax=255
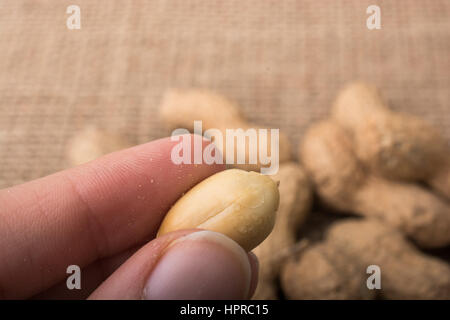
xmin=0 ymin=135 xmax=224 ymax=299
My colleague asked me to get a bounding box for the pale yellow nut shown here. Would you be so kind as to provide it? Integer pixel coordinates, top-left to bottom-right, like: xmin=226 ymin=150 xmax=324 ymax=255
xmin=157 ymin=169 xmax=280 ymax=251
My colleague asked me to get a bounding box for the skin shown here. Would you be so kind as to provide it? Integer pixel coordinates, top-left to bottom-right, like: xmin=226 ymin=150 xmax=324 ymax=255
xmin=0 ymin=135 xmax=258 ymax=299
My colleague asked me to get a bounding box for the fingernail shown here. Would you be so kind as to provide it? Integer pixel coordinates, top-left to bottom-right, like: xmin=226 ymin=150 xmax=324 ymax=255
xmin=143 ymin=231 xmax=252 ymax=300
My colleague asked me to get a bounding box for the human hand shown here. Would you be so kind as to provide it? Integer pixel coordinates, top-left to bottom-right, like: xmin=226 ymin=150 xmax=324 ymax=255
xmin=0 ymin=136 xmax=258 ymax=299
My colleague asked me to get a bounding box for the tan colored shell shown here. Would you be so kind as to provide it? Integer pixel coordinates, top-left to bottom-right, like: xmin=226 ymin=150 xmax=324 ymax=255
xmin=353 ymin=175 xmax=450 ymax=248
xmin=252 ymin=163 xmax=312 ymax=299
xmin=428 ymin=155 xmax=450 ymax=200
xmin=159 ymin=89 xmax=292 ymax=172
xmin=157 ymin=169 xmax=280 ymax=252
xmin=299 ymin=120 xmax=365 ymax=211
xmin=160 ymin=89 xmax=247 ymax=130
xmin=331 ymin=81 xmax=389 ymax=130
xmin=66 ymin=126 xmax=132 ymax=166
xmin=326 ymin=219 xmax=450 ymax=299
xmin=332 ymin=82 xmax=450 ymax=199
xmin=354 ymin=112 xmax=445 ymax=180
xmin=299 ymin=120 xmax=450 ymax=248
xmin=281 ymin=242 xmax=374 ymax=300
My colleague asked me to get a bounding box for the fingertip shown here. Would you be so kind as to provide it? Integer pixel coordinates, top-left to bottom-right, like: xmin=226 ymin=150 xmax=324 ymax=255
xmin=143 ymin=231 xmax=252 ymax=300
xmin=89 ymin=230 xmax=255 ymax=300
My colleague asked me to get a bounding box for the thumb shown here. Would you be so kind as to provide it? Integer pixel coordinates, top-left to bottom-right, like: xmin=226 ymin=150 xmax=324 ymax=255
xmin=88 ymin=230 xmax=258 ymax=300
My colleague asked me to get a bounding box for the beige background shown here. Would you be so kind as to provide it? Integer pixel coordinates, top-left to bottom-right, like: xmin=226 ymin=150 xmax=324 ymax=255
xmin=0 ymin=0 xmax=449 ymax=188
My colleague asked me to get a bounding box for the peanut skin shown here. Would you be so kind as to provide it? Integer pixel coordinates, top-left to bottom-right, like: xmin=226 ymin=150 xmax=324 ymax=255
xmin=157 ymin=169 xmax=280 ymax=252
xmin=332 ymin=82 xmax=450 ymax=199
xmin=299 ymin=120 xmax=450 ymax=248
xmin=159 ymin=89 xmax=292 ymax=172
xmin=252 ymin=163 xmax=312 ymax=299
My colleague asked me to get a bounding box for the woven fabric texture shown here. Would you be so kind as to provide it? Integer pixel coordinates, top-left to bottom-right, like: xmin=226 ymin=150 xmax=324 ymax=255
xmin=0 ymin=0 xmax=449 ymax=188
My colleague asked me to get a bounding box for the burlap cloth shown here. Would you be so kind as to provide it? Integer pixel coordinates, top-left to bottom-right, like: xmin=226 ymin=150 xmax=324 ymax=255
xmin=0 ymin=0 xmax=448 ymax=188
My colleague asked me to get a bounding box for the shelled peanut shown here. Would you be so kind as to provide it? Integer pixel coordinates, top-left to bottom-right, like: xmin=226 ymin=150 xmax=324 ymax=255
xmin=157 ymin=169 xmax=280 ymax=252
